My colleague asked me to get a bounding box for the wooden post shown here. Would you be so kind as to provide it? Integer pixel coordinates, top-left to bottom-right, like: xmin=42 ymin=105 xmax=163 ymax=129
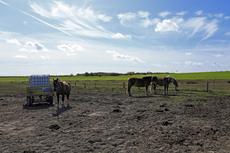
xmin=84 ymin=83 xmax=86 ymax=88
xmin=213 ymin=78 xmax=216 ymax=90
xmin=207 ymin=79 xmax=211 ymax=92
xmin=123 ymin=82 xmax=125 ymax=88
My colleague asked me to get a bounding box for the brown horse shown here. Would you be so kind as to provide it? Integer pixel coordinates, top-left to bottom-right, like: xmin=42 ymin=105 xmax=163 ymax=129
xmin=150 ymin=76 xmax=178 ymax=95
xmin=53 ymin=78 xmax=71 ymax=109
xmin=127 ymin=76 xmax=159 ymax=96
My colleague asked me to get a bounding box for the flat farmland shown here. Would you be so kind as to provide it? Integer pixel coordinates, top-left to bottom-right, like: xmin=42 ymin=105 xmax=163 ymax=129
xmin=0 ymin=72 xmax=230 ymax=152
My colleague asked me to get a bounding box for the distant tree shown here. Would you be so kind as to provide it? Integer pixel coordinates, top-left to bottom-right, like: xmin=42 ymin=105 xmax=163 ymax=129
xmin=85 ymin=72 xmax=89 ymax=76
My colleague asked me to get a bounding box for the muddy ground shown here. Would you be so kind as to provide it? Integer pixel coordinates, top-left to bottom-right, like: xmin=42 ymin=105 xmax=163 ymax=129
xmin=1 ymin=87 xmax=230 ymax=153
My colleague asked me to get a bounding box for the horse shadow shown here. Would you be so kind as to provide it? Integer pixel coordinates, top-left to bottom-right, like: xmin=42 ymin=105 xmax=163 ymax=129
xmin=23 ymin=103 xmax=54 ymax=110
xmin=52 ymin=106 xmax=73 ymax=117
xmin=131 ymin=95 xmax=155 ymax=98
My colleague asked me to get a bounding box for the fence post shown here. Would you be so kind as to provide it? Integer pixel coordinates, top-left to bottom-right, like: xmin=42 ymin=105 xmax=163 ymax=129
xmin=123 ymin=82 xmax=125 ymax=88
xmin=213 ymin=78 xmax=215 ymax=90
xmin=84 ymin=83 xmax=86 ymax=88
xmin=75 ymin=82 xmax=76 ymax=87
xmin=207 ymin=79 xmax=211 ymax=92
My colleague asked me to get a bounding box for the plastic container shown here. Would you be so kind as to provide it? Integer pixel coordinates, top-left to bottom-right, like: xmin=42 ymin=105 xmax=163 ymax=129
xmin=29 ymin=75 xmax=50 ymax=87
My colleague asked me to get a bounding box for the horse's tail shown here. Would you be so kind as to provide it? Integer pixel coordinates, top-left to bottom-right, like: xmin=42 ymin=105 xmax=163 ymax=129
xmin=67 ymin=81 xmax=71 ymax=91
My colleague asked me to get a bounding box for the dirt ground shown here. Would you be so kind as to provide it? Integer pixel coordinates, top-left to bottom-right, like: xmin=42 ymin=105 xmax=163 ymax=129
xmin=1 ymin=87 xmax=230 ymax=153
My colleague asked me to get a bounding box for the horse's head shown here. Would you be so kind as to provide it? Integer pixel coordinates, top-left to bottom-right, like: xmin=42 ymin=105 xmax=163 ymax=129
xmin=167 ymin=76 xmax=179 ymax=87
xmin=53 ymin=78 xmax=60 ymax=91
xmin=151 ymin=76 xmax=159 ymax=85
xmin=173 ymin=78 xmax=179 ymax=87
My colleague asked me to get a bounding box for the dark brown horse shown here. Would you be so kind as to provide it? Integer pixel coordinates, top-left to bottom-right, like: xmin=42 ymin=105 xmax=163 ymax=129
xmin=150 ymin=76 xmax=178 ymax=95
xmin=53 ymin=78 xmax=71 ymax=109
xmin=127 ymin=76 xmax=159 ymax=96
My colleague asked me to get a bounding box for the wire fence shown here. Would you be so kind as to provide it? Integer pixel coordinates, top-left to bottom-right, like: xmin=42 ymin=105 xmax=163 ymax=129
xmin=0 ymin=79 xmax=230 ymax=91
xmin=71 ymin=79 xmax=230 ymax=91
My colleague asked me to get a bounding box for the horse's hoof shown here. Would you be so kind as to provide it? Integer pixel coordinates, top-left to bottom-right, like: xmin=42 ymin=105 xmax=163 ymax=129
xmin=57 ymin=107 xmax=59 ymax=110
xmin=67 ymin=104 xmax=70 ymax=107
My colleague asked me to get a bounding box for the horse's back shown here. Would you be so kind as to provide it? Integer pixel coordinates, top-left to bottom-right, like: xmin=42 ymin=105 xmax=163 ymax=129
xmin=128 ymin=77 xmax=145 ymax=87
xmin=156 ymin=77 xmax=165 ymax=86
xmin=63 ymin=81 xmax=71 ymax=94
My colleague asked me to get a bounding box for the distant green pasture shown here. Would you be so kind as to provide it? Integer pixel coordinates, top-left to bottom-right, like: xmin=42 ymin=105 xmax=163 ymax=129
xmin=0 ymin=71 xmax=229 ymax=82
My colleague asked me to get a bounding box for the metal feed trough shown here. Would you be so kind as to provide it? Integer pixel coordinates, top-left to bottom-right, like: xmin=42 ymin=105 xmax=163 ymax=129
xmin=26 ymin=75 xmax=54 ymax=106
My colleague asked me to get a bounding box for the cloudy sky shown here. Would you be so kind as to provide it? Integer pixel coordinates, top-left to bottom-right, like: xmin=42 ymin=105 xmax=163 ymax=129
xmin=0 ymin=0 xmax=230 ymax=76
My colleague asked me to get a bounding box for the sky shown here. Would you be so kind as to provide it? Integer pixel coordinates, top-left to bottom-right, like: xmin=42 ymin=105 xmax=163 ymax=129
xmin=0 ymin=0 xmax=230 ymax=76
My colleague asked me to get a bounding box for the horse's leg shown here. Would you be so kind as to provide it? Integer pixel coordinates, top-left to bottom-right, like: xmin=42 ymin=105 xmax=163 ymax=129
xmin=62 ymin=94 xmax=65 ymax=108
xmin=128 ymin=86 xmax=132 ymax=96
xmin=154 ymin=84 xmax=157 ymax=94
xmin=166 ymin=85 xmax=169 ymax=95
xmin=67 ymin=94 xmax=70 ymax=107
xmin=57 ymin=94 xmax=59 ymax=109
xmin=145 ymin=85 xmax=149 ymax=96
xmin=164 ymin=85 xmax=167 ymax=95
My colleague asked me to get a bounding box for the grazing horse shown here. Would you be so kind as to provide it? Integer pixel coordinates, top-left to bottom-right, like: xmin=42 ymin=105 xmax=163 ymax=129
xmin=127 ymin=76 xmax=159 ymax=96
xmin=53 ymin=78 xmax=71 ymax=109
xmin=150 ymin=76 xmax=178 ymax=95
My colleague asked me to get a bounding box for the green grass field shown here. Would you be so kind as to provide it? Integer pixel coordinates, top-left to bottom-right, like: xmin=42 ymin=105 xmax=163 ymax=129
xmin=0 ymin=71 xmax=229 ymax=82
xmin=0 ymin=71 xmax=229 ymax=96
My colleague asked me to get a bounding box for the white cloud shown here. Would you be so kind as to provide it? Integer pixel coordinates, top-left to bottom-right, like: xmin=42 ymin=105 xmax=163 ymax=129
xmin=106 ymin=51 xmax=145 ymax=63
xmin=183 ymin=17 xmax=219 ymax=40
xmin=171 ymin=62 xmax=182 ymax=64
xmin=159 ymin=11 xmax=170 ymax=18
xmin=117 ymin=12 xmax=136 ymax=26
xmin=118 ymin=11 xmax=159 ymax=28
xmin=226 ymin=32 xmax=230 ymax=36
xmin=98 ymin=14 xmax=112 ymax=22
xmin=202 ymin=19 xmax=218 ymax=40
xmin=185 ymin=52 xmax=192 ymax=55
xmin=19 ymin=41 xmax=48 ymax=52
xmin=212 ymin=61 xmax=221 ymax=67
xmin=194 ymin=10 xmax=202 ymax=15
xmin=176 ymin=11 xmax=188 ymax=16
xmin=138 ymin=11 xmax=159 ymax=28
xmin=185 ymin=61 xmax=203 ymax=67
xmin=152 ymin=64 xmax=166 ymax=67
xmin=225 ymin=16 xmax=230 ymax=20
xmin=155 ymin=19 xmax=179 ymax=32
xmin=112 ymin=33 xmax=132 ymax=39
xmin=183 ymin=17 xmax=206 ymax=38
xmin=138 ymin=11 xmax=150 ymax=18
xmin=13 ymin=55 xmax=28 ymax=59
xmin=21 ymin=11 xmax=74 ymax=37
xmin=211 ymin=53 xmax=222 ymax=57
xmin=6 ymin=39 xmax=21 ymax=46
xmin=57 ymin=44 xmax=85 ymax=54
xmin=28 ymin=1 xmax=115 ymax=38
xmin=39 ymin=55 xmax=50 ymax=59
xmin=0 ymin=0 xmax=9 ymax=6
xmin=214 ymin=13 xmax=224 ymax=18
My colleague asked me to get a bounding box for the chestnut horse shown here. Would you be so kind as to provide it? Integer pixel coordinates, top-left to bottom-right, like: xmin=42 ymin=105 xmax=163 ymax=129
xmin=150 ymin=76 xmax=178 ymax=95
xmin=53 ymin=78 xmax=71 ymax=109
xmin=127 ymin=76 xmax=159 ymax=96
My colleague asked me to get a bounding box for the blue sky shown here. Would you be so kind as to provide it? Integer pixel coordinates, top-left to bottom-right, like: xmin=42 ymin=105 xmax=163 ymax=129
xmin=0 ymin=0 xmax=230 ymax=76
